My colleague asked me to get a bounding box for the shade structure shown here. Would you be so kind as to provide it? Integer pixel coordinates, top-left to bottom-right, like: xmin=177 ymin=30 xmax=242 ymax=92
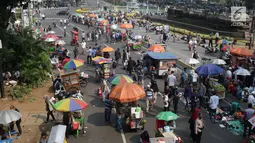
xmin=0 ymin=110 xmax=22 ymax=124
xmin=233 ymin=67 xmax=251 ymax=76
xmin=100 ymin=19 xmax=109 ymax=25
xmin=96 ymin=58 xmax=111 ymax=64
xmin=109 ymin=83 xmax=145 ymax=103
xmin=88 ymin=13 xmax=97 ymax=18
xmin=92 ymin=56 xmax=104 ymax=61
xmin=185 ymin=58 xmax=200 ymax=65
xmin=131 ymin=34 xmax=142 ymax=40
xmin=230 ymin=48 xmax=252 ymax=57
xmin=148 ymin=44 xmax=165 ymax=52
xmin=217 ymin=39 xmax=229 ymax=45
xmin=63 ymin=59 xmax=84 ymax=70
xmin=53 ymin=98 xmax=88 ymax=112
xmin=45 ymin=38 xmax=56 ymax=42
xmin=109 ymin=74 xmax=134 ymax=85
xmin=195 ymin=64 xmax=224 ymax=76
xmin=55 ymin=40 xmax=66 ymax=45
xmin=120 ymin=23 xmax=133 ymax=29
xmin=156 ymin=111 xmax=179 ymax=121
xmin=213 ymin=59 xmax=226 ymax=65
xmin=101 ymin=46 xmax=114 ymax=52
xmin=43 ymin=34 xmax=59 ymax=40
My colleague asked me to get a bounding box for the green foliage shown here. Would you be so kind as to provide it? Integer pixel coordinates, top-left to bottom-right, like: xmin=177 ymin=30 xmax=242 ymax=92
xmin=0 ymin=27 xmax=51 ymax=88
xmin=9 ymin=85 xmax=32 ymax=100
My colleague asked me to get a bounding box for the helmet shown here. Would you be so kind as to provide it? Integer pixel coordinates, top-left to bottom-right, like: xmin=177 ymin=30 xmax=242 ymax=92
xmin=147 ymin=84 xmax=150 ymax=88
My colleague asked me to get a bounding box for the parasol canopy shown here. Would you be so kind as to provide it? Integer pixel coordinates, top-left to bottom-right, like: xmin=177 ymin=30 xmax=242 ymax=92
xmin=92 ymin=56 xmax=104 ymax=61
xmin=109 ymin=74 xmax=134 ymax=85
xmin=100 ymin=19 xmax=109 ymax=25
xmin=148 ymin=44 xmax=165 ymax=52
xmin=63 ymin=59 xmax=84 ymax=70
xmin=111 ymin=24 xmax=118 ymax=29
xmin=212 ymin=59 xmax=226 ymax=65
xmin=101 ymin=46 xmax=114 ymax=52
xmin=97 ymin=18 xmax=104 ymax=22
xmin=230 ymin=47 xmax=252 ymax=57
xmin=53 ymin=98 xmax=88 ymax=112
xmin=120 ymin=23 xmax=133 ymax=29
xmin=185 ymin=58 xmax=200 ymax=65
xmin=233 ymin=67 xmax=251 ymax=76
xmin=43 ymin=34 xmax=59 ymax=40
xmin=55 ymin=40 xmax=66 ymax=45
xmin=45 ymin=38 xmax=56 ymax=42
xmin=0 ymin=110 xmax=22 ymax=124
xmin=47 ymin=31 xmax=56 ymax=34
xmin=156 ymin=111 xmax=179 ymax=121
xmin=131 ymin=34 xmax=142 ymax=40
xmin=88 ymin=13 xmax=97 ymax=18
xmin=94 ymin=57 xmax=111 ymax=64
xmin=195 ymin=64 xmax=224 ymax=76
xmin=109 ymin=83 xmax=145 ymax=103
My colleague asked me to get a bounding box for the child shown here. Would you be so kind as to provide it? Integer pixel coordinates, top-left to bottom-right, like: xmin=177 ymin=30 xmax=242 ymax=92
xmin=164 ymin=91 xmax=169 ymax=111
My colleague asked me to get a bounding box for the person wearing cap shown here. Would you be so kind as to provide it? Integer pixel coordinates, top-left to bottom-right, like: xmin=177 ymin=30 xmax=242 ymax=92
xmin=243 ymin=103 xmax=255 ymax=138
xmin=248 ymin=91 xmax=255 ymax=106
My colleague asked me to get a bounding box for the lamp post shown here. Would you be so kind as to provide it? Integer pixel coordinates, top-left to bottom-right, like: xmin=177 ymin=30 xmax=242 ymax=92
xmin=0 ymin=40 xmax=5 ymax=98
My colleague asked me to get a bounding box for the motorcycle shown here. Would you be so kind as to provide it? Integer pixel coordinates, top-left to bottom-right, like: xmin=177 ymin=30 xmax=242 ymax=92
xmin=80 ymin=72 xmax=89 ymax=87
xmin=70 ymin=90 xmax=84 ymax=100
xmin=205 ymin=46 xmax=218 ymax=54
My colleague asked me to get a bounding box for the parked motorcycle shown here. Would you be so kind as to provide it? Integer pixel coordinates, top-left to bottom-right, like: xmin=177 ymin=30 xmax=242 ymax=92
xmin=204 ymin=46 xmax=218 ymax=54
xmin=80 ymin=72 xmax=89 ymax=87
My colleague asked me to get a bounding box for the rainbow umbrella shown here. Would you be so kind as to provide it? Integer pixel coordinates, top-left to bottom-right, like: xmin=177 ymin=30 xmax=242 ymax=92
xmin=109 ymin=74 xmax=134 ymax=85
xmin=94 ymin=58 xmax=111 ymax=64
xmin=63 ymin=59 xmax=84 ymax=70
xmin=92 ymin=56 xmax=104 ymax=61
xmin=53 ymin=98 xmax=88 ymax=112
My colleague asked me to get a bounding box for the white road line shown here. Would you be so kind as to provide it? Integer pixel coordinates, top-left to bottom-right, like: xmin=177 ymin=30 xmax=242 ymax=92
xmin=120 ymin=129 xmax=127 ymax=143
xmin=56 ymin=24 xmax=71 ymax=36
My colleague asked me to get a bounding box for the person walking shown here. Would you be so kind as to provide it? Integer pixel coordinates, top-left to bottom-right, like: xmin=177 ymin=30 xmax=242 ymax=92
xmin=189 ymin=107 xmax=200 ymax=142
xmin=198 ymin=83 xmax=206 ymax=107
xmin=172 ymin=87 xmax=180 ymax=114
xmin=114 ymin=48 xmax=121 ymax=65
xmin=10 ymin=105 xmax=22 ymax=135
xmin=73 ymin=45 xmax=79 ymax=59
xmin=63 ymin=25 xmax=66 ymax=37
xmin=195 ymin=112 xmax=204 ymax=143
xmin=86 ymin=47 xmax=93 ymax=64
xmin=104 ymin=95 xmax=113 ymax=124
xmin=163 ymin=91 xmax=169 ymax=111
xmin=209 ymin=91 xmax=219 ymax=122
xmin=122 ymin=49 xmax=127 ymax=67
xmin=145 ymin=85 xmax=154 ymax=112
xmin=209 ymin=36 xmax=213 ymax=47
xmin=243 ymin=103 xmax=255 ymax=138
xmin=81 ymin=40 xmax=86 ymax=55
xmin=184 ymin=83 xmax=193 ymax=110
xmin=44 ymin=96 xmax=55 ymax=123
xmin=82 ymin=31 xmax=86 ymax=41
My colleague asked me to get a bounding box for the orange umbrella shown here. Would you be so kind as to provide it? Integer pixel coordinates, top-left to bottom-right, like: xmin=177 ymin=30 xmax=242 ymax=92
xmin=230 ymin=47 xmax=252 ymax=57
xmin=109 ymin=83 xmax=145 ymax=103
xmin=120 ymin=23 xmax=133 ymax=29
xmin=100 ymin=19 xmax=108 ymax=24
xmin=148 ymin=44 xmax=165 ymax=52
xmin=101 ymin=46 xmax=114 ymax=52
xmin=88 ymin=13 xmax=97 ymax=18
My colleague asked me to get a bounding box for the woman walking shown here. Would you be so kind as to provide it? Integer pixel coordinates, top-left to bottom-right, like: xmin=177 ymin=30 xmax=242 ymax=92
xmin=195 ymin=112 xmax=204 ymax=143
xmin=189 ymin=107 xmax=200 ymax=142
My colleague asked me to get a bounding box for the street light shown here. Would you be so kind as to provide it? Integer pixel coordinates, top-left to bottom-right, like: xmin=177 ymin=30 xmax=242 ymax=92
xmin=0 ymin=40 xmax=5 ymax=98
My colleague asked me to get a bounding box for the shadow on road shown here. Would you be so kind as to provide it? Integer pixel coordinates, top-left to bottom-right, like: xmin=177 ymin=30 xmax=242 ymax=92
xmin=87 ymin=112 xmax=107 ymax=126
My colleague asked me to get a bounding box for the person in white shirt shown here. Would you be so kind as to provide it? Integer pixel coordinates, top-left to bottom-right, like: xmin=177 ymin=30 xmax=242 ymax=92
xmin=226 ymin=67 xmax=232 ymax=79
xmin=60 ymin=19 xmax=63 ymax=26
xmin=188 ymin=39 xmax=193 ymax=51
xmin=209 ymin=91 xmax=219 ymax=122
xmin=192 ymin=70 xmax=198 ymax=85
xmin=248 ymin=91 xmax=255 ymax=106
xmin=63 ymin=26 xmax=66 ymax=37
xmin=80 ymin=40 xmax=86 ymax=54
xmin=163 ymin=93 xmax=169 ymax=111
xmin=81 ymin=31 xmax=86 ymax=41
xmin=167 ymin=71 xmax=176 ymax=88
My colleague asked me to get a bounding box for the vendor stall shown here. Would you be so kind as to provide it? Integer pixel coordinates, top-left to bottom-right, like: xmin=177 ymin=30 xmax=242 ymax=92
xmin=60 ymin=70 xmax=80 ymax=92
xmin=230 ymin=47 xmax=252 ymax=67
xmin=48 ymin=125 xmax=67 ymax=143
xmin=144 ymin=52 xmax=179 ymax=76
xmin=209 ymin=78 xmax=226 ymax=99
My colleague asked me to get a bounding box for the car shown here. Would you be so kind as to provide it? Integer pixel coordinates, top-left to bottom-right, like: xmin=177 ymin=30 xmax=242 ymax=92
xmin=57 ymin=10 xmax=69 ymax=15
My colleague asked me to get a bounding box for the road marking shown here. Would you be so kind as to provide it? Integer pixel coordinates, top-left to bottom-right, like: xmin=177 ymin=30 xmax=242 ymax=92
xmin=120 ymin=129 xmax=127 ymax=143
xmin=56 ymin=24 xmax=71 ymax=36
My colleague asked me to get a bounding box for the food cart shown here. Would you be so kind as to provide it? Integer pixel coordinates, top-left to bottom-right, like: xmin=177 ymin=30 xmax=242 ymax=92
xmin=209 ymin=78 xmax=226 ymax=99
xmin=48 ymin=125 xmax=67 ymax=143
xmin=144 ymin=52 xmax=179 ymax=76
xmin=102 ymin=62 xmax=111 ymax=79
xmin=60 ymin=70 xmax=80 ymax=92
xmin=124 ymin=107 xmax=146 ymax=131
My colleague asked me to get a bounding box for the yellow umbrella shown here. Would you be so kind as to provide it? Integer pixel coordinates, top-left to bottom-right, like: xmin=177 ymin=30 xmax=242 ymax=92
xmin=92 ymin=56 xmax=104 ymax=61
xmin=101 ymin=46 xmax=114 ymax=52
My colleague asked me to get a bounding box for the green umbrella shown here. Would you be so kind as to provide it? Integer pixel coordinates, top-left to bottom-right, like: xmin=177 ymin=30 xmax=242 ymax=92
xmin=156 ymin=111 xmax=179 ymax=121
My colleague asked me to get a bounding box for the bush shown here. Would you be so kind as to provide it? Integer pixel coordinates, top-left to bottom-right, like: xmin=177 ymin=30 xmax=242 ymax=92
xmin=9 ymin=85 xmax=32 ymax=100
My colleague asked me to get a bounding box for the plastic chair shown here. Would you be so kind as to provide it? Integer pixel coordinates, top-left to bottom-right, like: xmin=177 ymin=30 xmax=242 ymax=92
xmin=74 ymin=116 xmax=84 ymax=137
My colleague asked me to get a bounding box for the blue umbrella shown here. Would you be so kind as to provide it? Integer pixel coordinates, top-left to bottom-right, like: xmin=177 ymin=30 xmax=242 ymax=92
xmin=195 ymin=64 xmax=224 ymax=76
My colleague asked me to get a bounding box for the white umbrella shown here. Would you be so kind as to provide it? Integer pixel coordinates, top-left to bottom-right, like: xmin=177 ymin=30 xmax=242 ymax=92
xmin=185 ymin=58 xmax=200 ymax=65
xmin=45 ymin=38 xmax=56 ymax=42
xmin=233 ymin=68 xmax=251 ymax=76
xmin=110 ymin=24 xmax=117 ymax=29
xmin=0 ymin=110 xmax=22 ymax=124
xmin=213 ymin=59 xmax=226 ymax=65
xmin=47 ymin=31 xmax=56 ymax=34
xmin=133 ymin=35 xmax=142 ymax=40
xmin=55 ymin=40 xmax=66 ymax=45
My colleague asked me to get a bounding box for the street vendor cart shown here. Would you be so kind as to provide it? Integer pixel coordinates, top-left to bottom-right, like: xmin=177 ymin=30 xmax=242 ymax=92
xmin=144 ymin=52 xmax=179 ymax=76
xmin=60 ymin=70 xmax=80 ymax=92
xmin=125 ymin=107 xmax=146 ymax=131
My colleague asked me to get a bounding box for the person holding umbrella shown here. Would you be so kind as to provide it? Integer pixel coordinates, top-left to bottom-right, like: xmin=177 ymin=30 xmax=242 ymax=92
xmin=10 ymin=105 xmax=22 ymax=135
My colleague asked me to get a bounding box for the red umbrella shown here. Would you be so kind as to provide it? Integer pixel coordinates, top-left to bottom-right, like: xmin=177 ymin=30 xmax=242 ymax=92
xmin=42 ymin=34 xmax=59 ymax=40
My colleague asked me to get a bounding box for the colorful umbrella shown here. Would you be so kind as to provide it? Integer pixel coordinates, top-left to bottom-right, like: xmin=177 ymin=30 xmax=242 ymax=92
xmin=109 ymin=74 xmax=134 ymax=85
xmin=63 ymin=59 xmax=84 ymax=70
xmin=92 ymin=56 xmax=104 ymax=61
xmin=156 ymin=111 xmax=179 ymax=121
xmin=148 ymin=44 xmax=165 ymax=52
xmin=120 ymin=23 xmax=133 ymax=29
xmin=88 ymin=13 xmax=97 ymax=18
xmin=230 ymin=47 xmax=252 ymax=57
xmin=109 ymin=83 xmax=145 ymax=103
xmin=195 ymin=64 xmax=224 ymax=76
xmin=55 ymin=40 xmax=66 ymax=45
xmin=43 ymin=34 xmax=59 ymax=40
xmin=95 ymin=58 xmax=111 ymax=64
xmin=53 ymin=98 xmax=88 ymax=112
xmin=101 ymin=46 xmax=114 ymax=52
xmin=100 ymin=19 xmax=109 ymax=25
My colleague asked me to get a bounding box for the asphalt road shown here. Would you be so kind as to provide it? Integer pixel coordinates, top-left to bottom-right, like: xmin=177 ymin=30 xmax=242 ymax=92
xmin=39 ymin=6 xmax=244 ymax=143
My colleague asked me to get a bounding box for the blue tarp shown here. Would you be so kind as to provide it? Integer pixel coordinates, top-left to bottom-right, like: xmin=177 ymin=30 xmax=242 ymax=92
xmin=147 ymin=52 xmax=179 ymax=60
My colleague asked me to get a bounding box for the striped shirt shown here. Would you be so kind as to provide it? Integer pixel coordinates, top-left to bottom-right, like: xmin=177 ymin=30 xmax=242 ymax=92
xmin=105 ymin=98 xmax=113 ymax=111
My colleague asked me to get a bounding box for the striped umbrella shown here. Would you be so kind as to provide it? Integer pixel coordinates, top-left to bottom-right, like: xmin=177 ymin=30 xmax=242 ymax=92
xmin=53 ymin=98 xmax=88 ymax=112
xmin=109 ymin=74 xmax=134 ymax=85
xmin=63 ymin=59 xmax=84 ymax=70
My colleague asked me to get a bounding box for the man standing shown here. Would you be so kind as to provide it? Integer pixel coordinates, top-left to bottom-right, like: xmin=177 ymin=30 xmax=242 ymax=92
xmin=63 ymin=25 xmax=66 ymax=37
xmin=243 ymin=103 xmax=255 ymax=138
xmin=44 ymin=96 xmax=55 ymax=123
xmin=209 ymin=91 xmax=219 ymax=122
xmin=86 ymin=47 xmax=92 ymax=64
xmin=114 ymin=48 xmax=121 ymax=65
xmin=167 ymin=71 xmax=176 ymax=92
xmin=81 ymin=40 xmax=86 ymax=55
xmin=145 ymin=85 xmax=154 ymax=112
xmin=10 ymin=105 xmax=22 ymax=135
xmin=104 ymin=95 xmax=113 ymax=124
xmin=82 ymin=31 xmax=86 ymax=41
